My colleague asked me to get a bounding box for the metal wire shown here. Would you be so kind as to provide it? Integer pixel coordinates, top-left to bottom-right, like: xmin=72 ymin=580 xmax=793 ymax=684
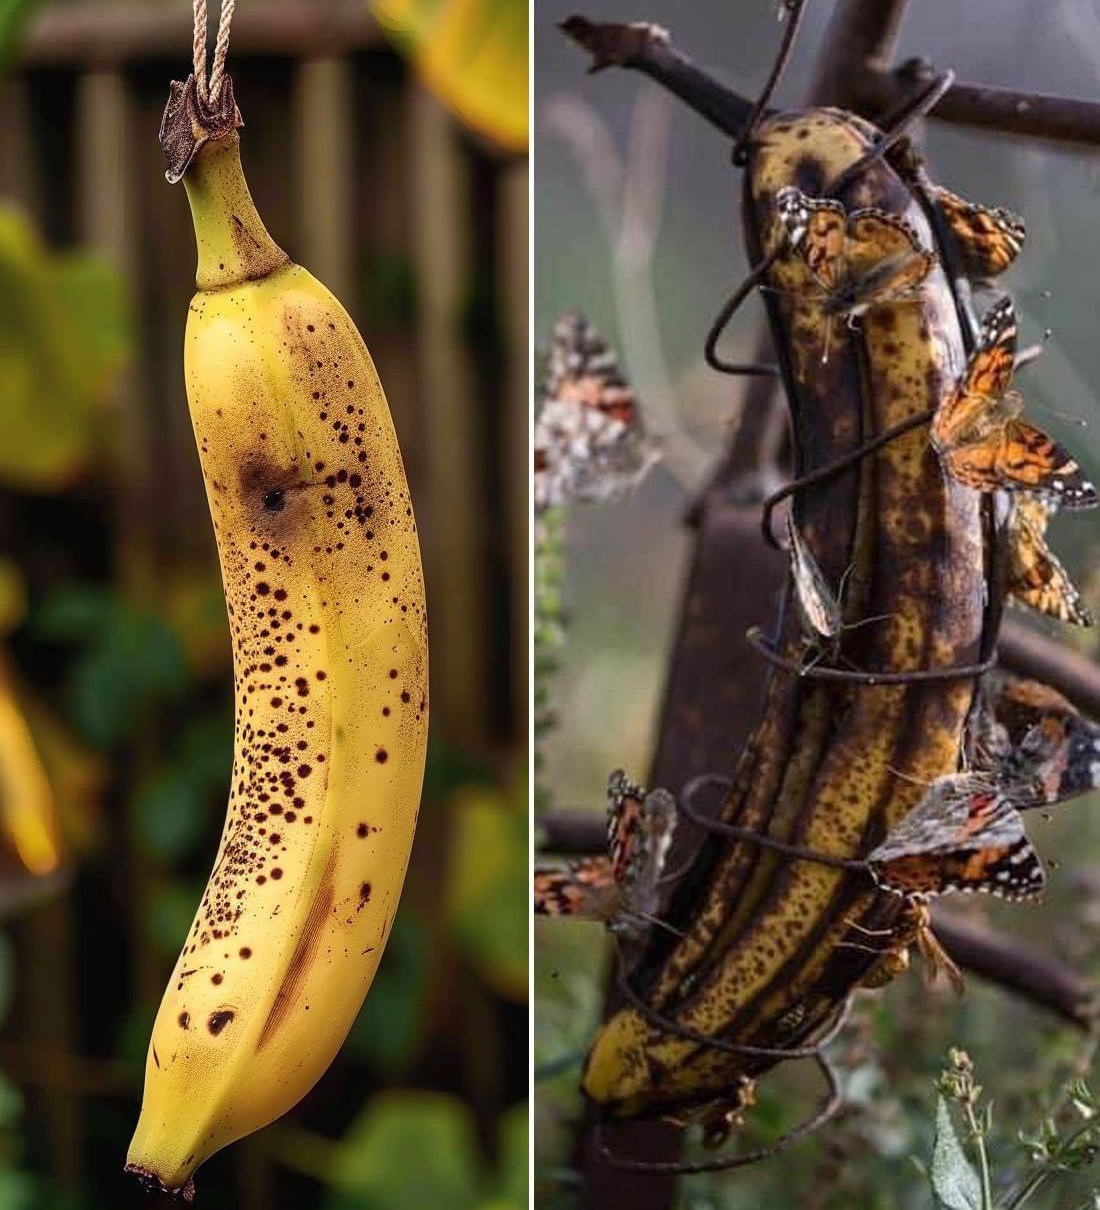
xmin=594 ymin=1051 xmax=843 ymax=1173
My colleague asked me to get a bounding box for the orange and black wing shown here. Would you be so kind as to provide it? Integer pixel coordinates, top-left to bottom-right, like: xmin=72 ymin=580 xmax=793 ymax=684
xmin=1008 ymin=496 xmax=1092 ymax=624
xmin=934 ymin=185 xmax=1025 ymax=278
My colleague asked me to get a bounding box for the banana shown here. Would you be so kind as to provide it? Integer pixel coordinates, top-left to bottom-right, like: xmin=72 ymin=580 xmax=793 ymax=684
xmin=126 ymin=76 xmax=428 ymax=1198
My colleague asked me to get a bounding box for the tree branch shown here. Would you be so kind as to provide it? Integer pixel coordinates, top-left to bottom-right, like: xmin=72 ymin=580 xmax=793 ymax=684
xmin=999 ymin=621 xmax=1100 ymax=718
xmin=562 ymin=13 xmax=1100 ymax=149
xmin=559 ymin=16 xmax=753 ymax=139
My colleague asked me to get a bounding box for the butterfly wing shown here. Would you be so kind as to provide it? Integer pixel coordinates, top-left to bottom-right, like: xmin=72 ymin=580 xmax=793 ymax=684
xmin=993 ymin=418 xmax=1098 ymax=504
xmin=843 ymin=208 xmax=936 ymax=312
xmin=1008 ymin=495 xmax=1092 ymax=624
xmin=786 ymin=516 xmax=843 ymax=640
xmin=870 ymin=778 xmax=1045 ymax=901
xmin=933 ymin=185 xmax=1025 ymax=277
xmin=533 ymin=857 xmax=618 ymax=921
xmin=535 ymin=313 xmax=659 ymax=512
xmin=980 ymin=672 xmax=1100 ymax=808
xmin=775 ymin=187 xmax=847 ymax=292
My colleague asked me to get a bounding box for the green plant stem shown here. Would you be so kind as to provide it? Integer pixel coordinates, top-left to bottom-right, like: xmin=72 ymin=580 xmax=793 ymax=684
xmin=963 ymin=1100 xmax=994 ymax=1210
xmin=1004 ymin=1118 xmax=1100 ymax=1210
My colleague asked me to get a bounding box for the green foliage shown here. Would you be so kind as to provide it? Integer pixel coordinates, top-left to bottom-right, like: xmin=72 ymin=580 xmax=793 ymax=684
xmin=446 ymin=780 xmax=528 ymax=1001
xmin=0 ymin=0 xmax=35 ymax=80
xmin=345 ymin=914 xmax=429 ymax=1075
xmin=533 ymin=509 xmax=566 ymax=814
xmin=0 ymin=207 xmax=129 ymax=493
xmin=325 ymin=1093 xmax=527 ymax=1210
xmin=931 ymin=1049 xmax=1100 ymax=1210
xmin=933 ymin=1094 xmax=984 ymax=1210
xmin=134 ymin=712 xmax=230 ymax=861
xmin=32 ymin=587 xmax=189 ymax=750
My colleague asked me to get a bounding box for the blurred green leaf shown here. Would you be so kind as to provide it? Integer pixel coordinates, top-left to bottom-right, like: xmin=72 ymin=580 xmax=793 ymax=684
xmin=0 ymin=1168 xmax=34 ymax=1210
xmin=34 ymin=587 xmax=189 ymax=749
xmin=327 ymin=1092 xmax=482 ymax=1210
xmin=0 ymin=207 xmax=129 ymax=492
xmin=148 ymin=881 xmax=202 ymax=957
xmin=345 ymin=914 xmax=428 ymax=1074
xmin=490 ymin=1103 xmax=528 ymax=1208
xmin=445 ymin=783 xmax=528 ymax=1001
xmin=134 ymin=711 xmax=230 ymax=861
xmin=423 ymin=736 xmax=494 ymax=802
xmin=177 ymin=710 xmax=232 ymax=787
xmin=931 ymin=1096 xmax=982 ymax=1210
xmin=135 ymin=770 xmax=209 ymax=861
xmin=0 ymin=1073 xmax=22 ymax=1133
xmin=31 ymin=587 xmax=114 ymax=642
xmin=0 ymin=0 xmax=35 ymax=81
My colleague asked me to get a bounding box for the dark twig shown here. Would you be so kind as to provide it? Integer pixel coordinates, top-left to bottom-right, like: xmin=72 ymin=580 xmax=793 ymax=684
xmin=930 ymin=913 xmax=1099 ymax=1030
xmin=563 ymin=11 xmax=1100 ymax=152
xmin=862 ymin=70 xmax=1100 ymax=149
xmin=999 ymin=621 xmax=1100 ymax=718
xmin=560 ymin=16 xmax=753 ymax=139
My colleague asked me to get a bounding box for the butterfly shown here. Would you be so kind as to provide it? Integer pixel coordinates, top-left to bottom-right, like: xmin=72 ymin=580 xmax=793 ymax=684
xmin=972 ymin=672 xmax=1100 ymax=809
xmin=884 ymin=140 xmax=1026 ymax=279
xmin=786 ymin=515 xmax=843 ymax=642
xmin=533 ymin=769 xmax=678 ymax=939
xmin=785 ymin=516 xmax=891 ymax=661
xmin=774 ymin=186 xmax=937 ymax=321
xmin=1006 ymin=494 xmax=1092 ymax=626
xmin=534 ymin=313 xmax=659 ymax=513
xmin=933 ymin=185 xmax=1026 ymax=279
xmin=866 ymin=778 xmax=1045 ymax=901
xmin=931 ymin=297 xmax=1097 ymax=507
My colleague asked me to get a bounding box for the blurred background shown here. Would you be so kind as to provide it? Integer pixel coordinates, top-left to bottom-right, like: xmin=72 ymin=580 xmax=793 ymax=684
xmin=0 ymin=0 xmax=528 ymax=1206
xmin=534 ymin=0 xmax=1100 ymax=1206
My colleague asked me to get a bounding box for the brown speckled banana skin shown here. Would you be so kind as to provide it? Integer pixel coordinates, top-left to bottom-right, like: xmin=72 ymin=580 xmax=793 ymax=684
xmin=126 ymin=114 xmax=428 ymax=1196
xmin=583 ymin=108 xmax=999 ymax=1121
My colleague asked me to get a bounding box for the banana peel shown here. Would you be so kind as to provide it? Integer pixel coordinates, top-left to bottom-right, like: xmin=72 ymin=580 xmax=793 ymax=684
xmin=583 ymin=109 xmax=999 ymax=1125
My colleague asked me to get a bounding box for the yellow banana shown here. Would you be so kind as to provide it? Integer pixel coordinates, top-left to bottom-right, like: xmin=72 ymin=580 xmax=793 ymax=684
xmin=126 ymin=77 xmax=428 ymax=1198
xmin=0 ymin=647 xmax=62 ymax=877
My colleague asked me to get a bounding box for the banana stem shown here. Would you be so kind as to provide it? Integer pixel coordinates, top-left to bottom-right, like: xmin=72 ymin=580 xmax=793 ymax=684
xmin=181 ymin=133 xmax=288 ymax=290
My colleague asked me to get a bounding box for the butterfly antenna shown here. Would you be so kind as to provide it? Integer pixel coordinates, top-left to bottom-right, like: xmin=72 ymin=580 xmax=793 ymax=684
xmin=628 ymin=910 xmax=686 ymax=940
xmin=842 ymin=609 xmax=898 ymax=633
xmin=886 ymin=763 xmax=933 ymax=787
xmin=1031 ymin=401 xmax=1089 ymax=429
xmin=731 ymin=0 xmax=809 ymax=166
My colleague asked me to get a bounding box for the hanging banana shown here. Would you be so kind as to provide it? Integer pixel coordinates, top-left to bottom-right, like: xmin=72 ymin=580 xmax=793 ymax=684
xmin=126 ymin=74 xmax=428 ymax=1197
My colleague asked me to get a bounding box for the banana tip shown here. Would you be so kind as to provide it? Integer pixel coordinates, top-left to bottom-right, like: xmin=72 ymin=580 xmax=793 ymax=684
xmin=124 ymin=1163 xmax=196 ymax=1203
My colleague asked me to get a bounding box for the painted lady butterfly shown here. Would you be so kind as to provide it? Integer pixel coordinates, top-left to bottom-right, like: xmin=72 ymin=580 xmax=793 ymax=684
xmin=931 ymin=297 xmax=1097 ymax=506
xmin=533 ymin=769 xmax=677 ymax=940
xmin=534 ymin=313 xmax=659 ymax=513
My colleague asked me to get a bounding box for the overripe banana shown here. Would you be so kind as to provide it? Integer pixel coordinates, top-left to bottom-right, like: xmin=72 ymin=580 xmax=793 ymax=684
xmin=126 ymin=77 xmax=428 ymax=1197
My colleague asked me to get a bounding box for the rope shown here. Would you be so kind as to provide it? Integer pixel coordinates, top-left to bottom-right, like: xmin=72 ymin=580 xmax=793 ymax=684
xmin=193 ymin=0 xmax=207 ymax=101
xmin=209 ymin=0 xmax=236 ymax=104
xmin=192 ymin=0 xmax=237 ymax=106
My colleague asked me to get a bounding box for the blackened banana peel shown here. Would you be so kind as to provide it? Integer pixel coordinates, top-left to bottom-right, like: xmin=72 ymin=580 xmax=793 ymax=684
xmin=584 ymin=110 xmax=1005 ymax=1128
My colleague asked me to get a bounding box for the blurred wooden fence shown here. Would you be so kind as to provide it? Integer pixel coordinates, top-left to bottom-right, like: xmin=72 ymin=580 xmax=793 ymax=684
xmin=0 ymin=0 xmax=529 ymax=755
